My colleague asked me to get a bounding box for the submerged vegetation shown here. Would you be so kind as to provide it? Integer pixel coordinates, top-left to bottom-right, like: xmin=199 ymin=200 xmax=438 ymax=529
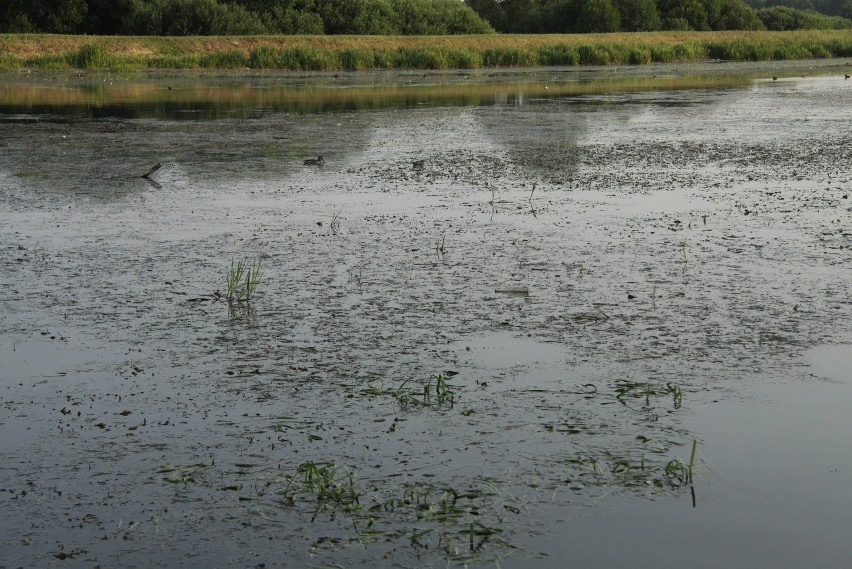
xmin=0 ymin=30 xmax=850 ymax=71
xmin=155 ymin=373 xmax=701 ymax=565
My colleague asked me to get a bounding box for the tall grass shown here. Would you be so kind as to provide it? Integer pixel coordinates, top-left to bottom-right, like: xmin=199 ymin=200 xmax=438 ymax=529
xmin=72 ymin=43 xmax=110 ymax=68
xmin=0 ymin=31 xmax=849 ymax=71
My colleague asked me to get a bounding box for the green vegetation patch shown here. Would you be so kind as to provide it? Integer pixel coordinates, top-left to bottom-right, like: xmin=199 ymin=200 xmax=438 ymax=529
xmin=1 ymin=31 xmax=850 ymax=71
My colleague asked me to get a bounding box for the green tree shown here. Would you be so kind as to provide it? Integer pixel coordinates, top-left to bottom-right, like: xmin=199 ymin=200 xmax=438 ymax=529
xmin=576 ymin=0 xmax=623 ymax=31
xmin=221 ymin=0 xmax=324 ymax=33
xmin=758 ymin=4 xmax=851 ymax=26
xmin=711 ymin=0 xmax=765 ymax=28
xmin=465 ymin=0 xmax=508 ymax=30
xmin=615 ymin=0 xmax=662 ymax=30
xmin=265 ymin=7 xmax=324 ymax=33
xmin=388 ymin=0 xmax=492 ymax=34
xmin=315 ymin=0 xmax=395 ymax=34
xmin=0 ymin=0 xmax=88 ymax=32
xmin=439 ymin=1 xmax=495 ymax=33
xmin=659 ymin=0 xmax=711 ymax=29
xmin=83 ymin=0 xmax=134 ymax=34
xmin=122 ymin=0 xmax=267 ymax=35
xmin=537 ymin=0 xmax=580 ymax=32
xmin=506 ymin=0 xmax=550 ymax=32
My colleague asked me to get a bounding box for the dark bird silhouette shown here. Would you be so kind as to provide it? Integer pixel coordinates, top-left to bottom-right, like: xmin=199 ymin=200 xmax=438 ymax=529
xmin=304 ymin=155 xmax=324 ymax=166
xmin=412 ymin=159 xmax=425 ymax=170
xmin=845 ymin=74 xmax=850 ymax=80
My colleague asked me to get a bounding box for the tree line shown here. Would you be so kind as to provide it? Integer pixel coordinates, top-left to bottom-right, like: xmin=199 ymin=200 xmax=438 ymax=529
xmin=0 ymin=0 xmax=848 ymax=34
xmin=747 ymin=0 xmax=851 ymax=17
xmin=467 ymin=0 xmax=850 ymax=32
xmin=0 ymin=0 xmax=493 ymax=34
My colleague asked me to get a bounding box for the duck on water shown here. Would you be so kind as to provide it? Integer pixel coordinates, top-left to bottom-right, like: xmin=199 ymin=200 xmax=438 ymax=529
xmin=304 ymin=155 xmax=324 ymax=166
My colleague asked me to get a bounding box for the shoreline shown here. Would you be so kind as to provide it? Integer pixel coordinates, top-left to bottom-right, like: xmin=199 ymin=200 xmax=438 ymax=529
xmin=2 ymin=58 xmax=850 ymax=86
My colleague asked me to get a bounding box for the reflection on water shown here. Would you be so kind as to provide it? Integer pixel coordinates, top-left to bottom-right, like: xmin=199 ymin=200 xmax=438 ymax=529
xmin=0 ymin=73 xmax=754 ymax=119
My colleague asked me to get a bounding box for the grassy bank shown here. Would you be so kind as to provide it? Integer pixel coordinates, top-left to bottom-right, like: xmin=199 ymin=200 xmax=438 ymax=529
xmin=1 ymin=31 xmax=850 ymax=71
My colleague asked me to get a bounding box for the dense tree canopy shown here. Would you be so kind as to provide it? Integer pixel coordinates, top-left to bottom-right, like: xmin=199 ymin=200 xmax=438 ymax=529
xmin=0 ymin=0 xmax=89 ymax=33
xmin=745 ymin=0 xmax=852 ymax=17
xmin=756 ymin=4 xmax=852 ymax=27
xmin=0 ymin=0 xmax=848 ymax=34
xmin=615 ymin=0 xmax=662 ymax=31
xmin=0 ymin=0 xmax=493 ymax=34
xmin=467 ymin=0 xmax=775 ymax=31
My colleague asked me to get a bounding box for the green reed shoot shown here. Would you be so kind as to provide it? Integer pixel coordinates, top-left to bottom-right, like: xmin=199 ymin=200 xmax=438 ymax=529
xmin=665 ymin=438 xmax=698 ymax=485
xmin=226 ymin=257 xmax=262 ymax=302
xmin=688 ymin=438 xmax=697 ymax=482
xmin=668 ymin=383 xmax=683 ymax=408
xmin=432 ymin=373 xmax=455 ymax=406
xmin=391 ymin=374 xmax=455 ymax=409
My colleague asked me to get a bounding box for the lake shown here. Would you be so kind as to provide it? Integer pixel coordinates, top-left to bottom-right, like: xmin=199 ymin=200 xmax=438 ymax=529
xmin=1 ymin=61 xmax=851 ymax=568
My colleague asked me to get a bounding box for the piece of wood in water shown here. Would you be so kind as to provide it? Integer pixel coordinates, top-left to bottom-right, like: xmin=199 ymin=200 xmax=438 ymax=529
xmin=142 ymin=163 xmax=162 ymax=179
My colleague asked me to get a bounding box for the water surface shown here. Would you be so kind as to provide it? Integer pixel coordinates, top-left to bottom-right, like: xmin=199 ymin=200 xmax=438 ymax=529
xmin=1 ymin=61 xmax=851 ymax=568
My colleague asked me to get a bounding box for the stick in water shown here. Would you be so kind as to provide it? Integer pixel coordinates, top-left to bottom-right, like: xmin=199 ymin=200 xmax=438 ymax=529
xmin=142 ymin=163 xmax=162 ymax=179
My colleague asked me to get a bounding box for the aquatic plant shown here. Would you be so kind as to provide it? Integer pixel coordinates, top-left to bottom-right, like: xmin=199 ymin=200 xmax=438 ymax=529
xmin=430 ymin=373 xmax=455 ymax=406
xmin=361 ymin=373 xmax=457 ymax=409
xmin=226 ymin=257 xmax=262 ymax=302
xmin=665 ymin=439 xmax=698 ymax=485
xmin=668 ymin=383 xmax=683 ymax=408
xmin=270 ymin=462 xmax=365 ymax=521
xmin=615 ymin=380 xmax=655 ymax=404
xmin=392 ymin=374 xmax=456 ymax=408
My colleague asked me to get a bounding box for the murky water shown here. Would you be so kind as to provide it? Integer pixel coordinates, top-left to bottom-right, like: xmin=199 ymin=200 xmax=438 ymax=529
xmin=1 ymin=61 xmax=851 ymax=568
